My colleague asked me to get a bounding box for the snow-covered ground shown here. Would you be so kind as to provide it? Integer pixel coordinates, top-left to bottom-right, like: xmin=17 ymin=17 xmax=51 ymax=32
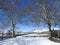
xmin=0 ymin=29 xmax=60 ymax=45
xmin=0 ymin=34 xmax=60 ymax=45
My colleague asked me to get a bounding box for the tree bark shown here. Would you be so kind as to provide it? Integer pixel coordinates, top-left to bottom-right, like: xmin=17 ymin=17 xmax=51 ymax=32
xmin=1 ymin=32 xmax=3 ymax=40
xmin=48 ymin=23 xmax=51 ymax=31
xmin=48 ymin=23 xmax=52 ymax=38
xmin=12 ymin=24 xmax=16 ymax=38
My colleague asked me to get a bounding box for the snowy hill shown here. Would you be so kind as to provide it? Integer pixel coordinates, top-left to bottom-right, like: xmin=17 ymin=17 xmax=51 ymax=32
xmin=21 ymin=29 xmax=49 ymax=37
xmin=0 ymin=28 xmax=49 ymax=34
xmin=31 ymin=28 xmax=48 ymax=33
xmin=0 ymin=29 xmax=49 ymax=37
xmin=32 ymin=29 xmax=42 ymax=32
xmin=0 ymin=30 xmax=9 ymax=33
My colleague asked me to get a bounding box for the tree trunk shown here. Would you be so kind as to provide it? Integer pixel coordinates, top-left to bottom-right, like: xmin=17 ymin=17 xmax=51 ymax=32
xmin=48 ymin=23 xmax=52 ymax=38
xmin=1 ymin=32 xmax=3 ymax=40
xmin=12 ymin=24 xmax=16 ymax=38
xmin=48 ymin=23 xmax=51 ymax=31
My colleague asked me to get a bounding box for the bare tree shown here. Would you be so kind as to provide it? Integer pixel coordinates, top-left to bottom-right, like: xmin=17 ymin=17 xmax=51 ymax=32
xmin=0 ymin=0 xmax=27 ymax=38
xmin=25 ymin=0 xmax=60 ymax=38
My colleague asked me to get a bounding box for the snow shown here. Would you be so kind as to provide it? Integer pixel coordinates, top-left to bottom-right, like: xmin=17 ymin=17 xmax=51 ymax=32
xmin=0 ymin=29 xmax=60 ymax=45
xmin=0 ymin=30 xmax=7 ymax=33
xmin=0 ymin=34 xmax=60 ymax=45
xmin=1 ymin=28 xmax=60 ymax=45
xmin=22 ymin=34 xmax=48 ymax=37
xmin=31 ymin=28 xmax=48 ymax=33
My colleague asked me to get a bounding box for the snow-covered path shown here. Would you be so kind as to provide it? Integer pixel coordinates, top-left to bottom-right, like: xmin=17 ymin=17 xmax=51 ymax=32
xmin=0 ymin=36 xmax=60 ymax=45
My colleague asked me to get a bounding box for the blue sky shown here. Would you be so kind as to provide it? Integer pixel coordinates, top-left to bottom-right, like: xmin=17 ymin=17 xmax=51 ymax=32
xmin=0 ymin=0 xmax=60 ymax=31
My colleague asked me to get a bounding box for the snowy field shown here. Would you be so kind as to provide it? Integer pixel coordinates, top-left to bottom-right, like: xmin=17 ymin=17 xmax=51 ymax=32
xmin=0 ymin=34 xmax=60 ymax=45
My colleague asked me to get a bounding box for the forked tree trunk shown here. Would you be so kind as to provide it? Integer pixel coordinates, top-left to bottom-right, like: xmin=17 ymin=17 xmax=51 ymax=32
xmin=12 ymin=24 xmax=16 ymax=38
